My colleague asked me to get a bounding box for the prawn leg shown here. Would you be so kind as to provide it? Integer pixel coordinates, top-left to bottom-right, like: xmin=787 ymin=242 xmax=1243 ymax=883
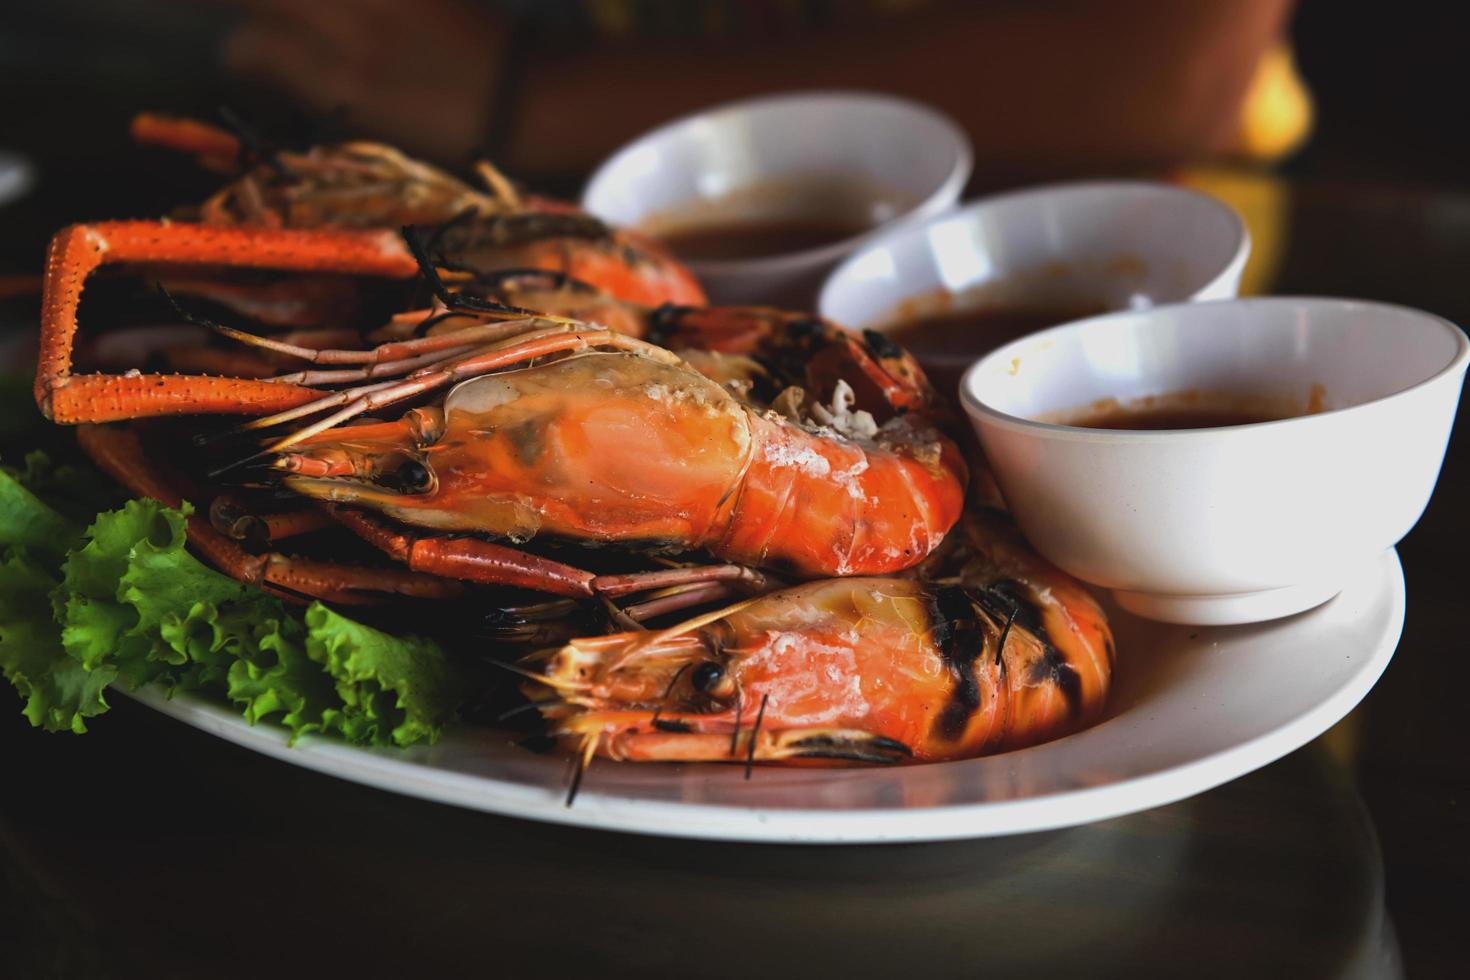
xmin=77 ymin=424 xmax=462 ymax=604
xmin=324 ymin=506 xmax=597 ymax=598
xmin=208 ymin=496 xmax=335 ymax=550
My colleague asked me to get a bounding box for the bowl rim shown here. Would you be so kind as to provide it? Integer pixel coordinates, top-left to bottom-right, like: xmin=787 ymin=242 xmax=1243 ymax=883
xmin=0 ymin=151 xmax=35 ymax=207
xmin=817 ymin=179 xmax=1251 ymax=327
xmin=959 ymin=295 xmax=1470 ymax=442
xmin=580 ymin=89 xmax=973 ymax=275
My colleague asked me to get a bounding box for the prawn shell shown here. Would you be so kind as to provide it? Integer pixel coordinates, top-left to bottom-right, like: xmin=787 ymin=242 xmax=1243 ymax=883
xmin=408 ymin=353 xmax=751 ymax=544
xmin=715 ymin=578 xmax=1099 ymax=761
xmin=546 ymin=571 xmax=1111 ymax=765
xmin=713 ymin=414 xmax=965 ymax=576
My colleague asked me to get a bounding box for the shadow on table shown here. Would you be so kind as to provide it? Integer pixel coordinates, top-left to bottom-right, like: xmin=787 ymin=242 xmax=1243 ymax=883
xmin=0 ymin=696 xmax=1399 ymax=980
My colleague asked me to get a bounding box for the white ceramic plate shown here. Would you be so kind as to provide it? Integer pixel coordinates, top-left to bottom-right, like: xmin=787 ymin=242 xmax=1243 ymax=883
xmin=122 ymin=548 xmax=1404 ymax=844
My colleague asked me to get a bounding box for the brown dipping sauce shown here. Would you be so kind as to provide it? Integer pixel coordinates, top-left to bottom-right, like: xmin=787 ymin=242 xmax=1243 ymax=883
xmin=657 ymin=216 xmax=873 ymax=262
xmin=643 ymin=174 xmax=909 ymax=264
xmin=889 ymin=305 xmax=1107 ymax=395
xmin=1045 ymin=390 xmax=1321 ymax=430
xmin=1067 ymin=405 xmax=1290 ymax=429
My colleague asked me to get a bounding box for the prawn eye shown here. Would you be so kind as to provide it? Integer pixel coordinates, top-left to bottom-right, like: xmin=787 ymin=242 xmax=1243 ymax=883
xmin=388 ymin=460 xmax=432 ymax=493
xmin=690 ymin=660 xmax=725 ymax=693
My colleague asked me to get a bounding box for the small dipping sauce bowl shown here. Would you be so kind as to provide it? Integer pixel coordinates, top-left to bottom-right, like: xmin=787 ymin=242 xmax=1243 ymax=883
xmin=961 ymin=297 xmax=1469 ymax=625
xmin=818 ymin=181 xmax=1250 ymax=397
xmin=582 ymin=91 xmax=971 ymax=306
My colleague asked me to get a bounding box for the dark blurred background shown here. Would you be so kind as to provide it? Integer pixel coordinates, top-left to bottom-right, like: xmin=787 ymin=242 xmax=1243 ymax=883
xmin=2 ymin=1 xmax=1466 ymax=268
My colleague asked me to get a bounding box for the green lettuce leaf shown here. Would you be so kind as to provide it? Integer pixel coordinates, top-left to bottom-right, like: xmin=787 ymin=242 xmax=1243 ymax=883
xmin=0 ymin=456 xmax=82 ymax=562
xmin=0 ymin=547 xmax=113 ymax=733
xmin=2 ymin=460 xmax=465 ymax=746
xmin=227 ymin=620 xmax=341 ymax=738
xmin=0 ymin=461 xmax=104 ymax=732
xmin=57 ymin=499 xmax=248 ymax=690
xmin=2 ymin=450 xmax=119 ymax=526
xmin=305 ymin=605 xmax=461 ymax=746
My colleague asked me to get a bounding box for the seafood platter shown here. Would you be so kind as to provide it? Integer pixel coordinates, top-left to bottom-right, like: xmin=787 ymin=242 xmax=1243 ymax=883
xmin=4 ymin=100 xmax=1463 ymax=842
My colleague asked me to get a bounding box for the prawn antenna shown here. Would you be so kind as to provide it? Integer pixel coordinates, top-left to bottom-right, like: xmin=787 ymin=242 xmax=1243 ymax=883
xmin=995 ymin=602 xmax=1019 ymax=672
xmin=660 ymin=663 xmax=692 ymax=700
xmin=565 ymin=733 xmax=598 ymax=807
xmin=400 ymin=224 xmax=537 ymax=318
xmin=728 ymin=692 xmax=743 ymax=758
xmin=495 ymin=700 xmax=545 ymax=724
xmin=744 ymin=693 xmax=769 ymax=780
xmin=408 ymin=308 xmax=475 ymax=338
xmin=155 ymin=282 xmax=228 ymax=335
xmin=483 ymin=658 xmax=582 ymax=692
xmin=422 ymin=206 xmax=480 ymax=267
xmin=647 ymin=662 xmax=692 ymax=732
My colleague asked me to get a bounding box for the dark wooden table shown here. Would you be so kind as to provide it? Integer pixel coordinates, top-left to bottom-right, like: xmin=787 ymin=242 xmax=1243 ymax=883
xmin=2 ymin=176 xmax=1466 ymax=979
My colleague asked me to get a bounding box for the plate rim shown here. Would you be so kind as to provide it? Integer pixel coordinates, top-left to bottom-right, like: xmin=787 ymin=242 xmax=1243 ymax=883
xmin=119 ymin=549 xmax=1405 ymax=844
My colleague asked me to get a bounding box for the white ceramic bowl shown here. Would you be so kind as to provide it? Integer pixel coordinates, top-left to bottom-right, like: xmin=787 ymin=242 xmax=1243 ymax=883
xmin=582 ymin=91 xmax=971 ymax=305
xmin=961 ymin=297 xmax=1469 ymax=625
xmin=818 ymin=181 xmax=1249 ymax=332
xmin=0 ymin=151 xmax=34 ymax=206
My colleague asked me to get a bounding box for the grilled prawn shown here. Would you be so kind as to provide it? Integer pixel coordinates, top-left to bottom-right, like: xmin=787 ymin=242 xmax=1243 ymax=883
xmin=273 ymin=338 xmax=966 ymax=579
xmin=131 ymin=112 xmax=704 ymax=307
xmin=37 ymin=115 xmax=702 ymax=424
xmin=526 ymin=508 xmax=1113 ymax=766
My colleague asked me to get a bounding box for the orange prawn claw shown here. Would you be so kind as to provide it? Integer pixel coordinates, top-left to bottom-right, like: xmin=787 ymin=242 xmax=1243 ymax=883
xmin=38 ymin=117 xmax=706 ymax=426
xmin=35 ymin=221 xmax=420 ymax=423
xmin=130 ymin=113 xmax=243 ymax=172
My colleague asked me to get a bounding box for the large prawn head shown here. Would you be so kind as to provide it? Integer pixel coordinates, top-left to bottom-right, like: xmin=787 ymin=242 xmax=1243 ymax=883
xmin=273 ymin=350 xmax=755 ymax=546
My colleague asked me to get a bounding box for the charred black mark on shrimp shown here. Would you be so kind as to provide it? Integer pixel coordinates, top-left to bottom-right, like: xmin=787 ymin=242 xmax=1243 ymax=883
xmin=652 ymin=718 xmax=694 ymax=733
xmin=991 ymin=579 xmax=1084 ymax=719
xmin=987 ymin=580 xmax=1042 ymax=633
xmin=619 ymin=242 xmax=645 ymax=268
xmin=930 ymin=585 xmax=986 ymax=741
xmin=786 ymin=317 xmax=825 ymax=340
xmin=791 ymin=749 xmax=907 ymax=764
xmin=862 ymin=328 xmax=906 ymax=361
xmin=647 ymin=303 xmax=696 ymax=341
xmin=790 ymin=733 xmax=912 ymax=763
xmin=967 ymin=587 xmax=1019 ymax=676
